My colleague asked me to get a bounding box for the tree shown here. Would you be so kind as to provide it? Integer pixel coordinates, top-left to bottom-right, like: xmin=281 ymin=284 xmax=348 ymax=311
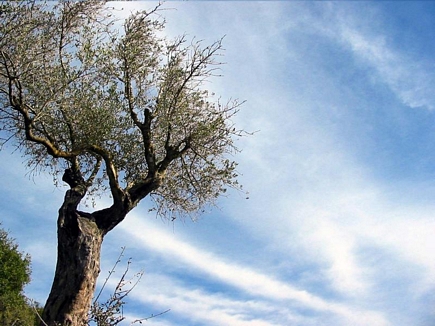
xmin=0 ymin=1 xmax=244 ymax=325
xmin=0 ymin=223 xmax=39 ymax=325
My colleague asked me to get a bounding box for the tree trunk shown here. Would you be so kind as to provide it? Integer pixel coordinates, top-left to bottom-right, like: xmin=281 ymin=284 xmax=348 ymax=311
xmin=41 ymin=188 xmax=104 ymax=326
xmin=40 ymin=169 xmax=156 ymax=325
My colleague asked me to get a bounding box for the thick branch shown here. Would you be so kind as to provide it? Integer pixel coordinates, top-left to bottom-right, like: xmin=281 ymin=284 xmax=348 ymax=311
xmin=88 ymin=145 xmax=125 ymax=207
xmin=158 ymin=136 xmax=191 ymax=173
xmin=126 ymin=175 xmax=161 ymax=206
xmin=142 ymin=108 xmax=157 ymax=174
xmin=86 ymin=156 xmax=102 ymax=187
xmin=121 ymin=50 xmax=157 ymax=176
xmin=14 ymin=101 xmax=78 ymax=158
xmin=62 ymin=167 xmax=85 ymax=190
xmin=123 ymin=56 xmax=139 ymax=125
xmin=1 ymin=50 xmax=77 ymax=159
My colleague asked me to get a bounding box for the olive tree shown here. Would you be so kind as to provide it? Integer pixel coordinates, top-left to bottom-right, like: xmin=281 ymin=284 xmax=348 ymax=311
xmin=0 ymin=1 xmax=244 ymax=325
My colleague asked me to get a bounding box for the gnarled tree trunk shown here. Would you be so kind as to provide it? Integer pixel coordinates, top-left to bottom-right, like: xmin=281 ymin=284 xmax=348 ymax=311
xmin=40 ymin=180 xmax=126 ymax=326
xmin=42 ymin=215 xmax=102 ymax=325
xmin=40 ymin=169 xmax=156 ymax=326
xmin=41 ymin=184 xmax=105 ymax=325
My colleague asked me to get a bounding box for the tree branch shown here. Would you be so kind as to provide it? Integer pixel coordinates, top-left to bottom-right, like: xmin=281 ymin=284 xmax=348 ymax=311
xmin=140 ymin=108 xmax=157 ymax=175
xmin=153 ymin=39 xmax=223 ymax=174
xmin=88 ymin=144 xmax=125 ymax=207
xmin=126 ymin=174 xmax=161 ymax=206
xmin=157 ymin=135 xmax=191 ymax=173
xmin=121 ymin=49 xmax=157 ymax=175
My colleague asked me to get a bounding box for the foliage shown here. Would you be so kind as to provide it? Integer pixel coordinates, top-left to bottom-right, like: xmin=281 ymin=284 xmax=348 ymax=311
xmin=0 ymin=1 xmax=245 ymax=221
xmin=0 ymin=1 xmax=245 ymax=323
xmin=0 ymin=223 xmax=40 ymax=326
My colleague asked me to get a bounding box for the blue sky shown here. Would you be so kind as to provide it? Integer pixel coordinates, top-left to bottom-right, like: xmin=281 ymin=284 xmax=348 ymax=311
xmin=1 ymin=2 xmax=435 ymax=325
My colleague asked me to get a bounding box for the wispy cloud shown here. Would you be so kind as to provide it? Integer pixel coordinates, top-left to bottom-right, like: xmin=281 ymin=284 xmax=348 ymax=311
xmin=1 ymin=3 xmax=434 ymax=326
xmin=118 ymin=215 xmax=389 ymax=326
xmin=127 ymin=274 xmax=288 ymax=326
xmin=319 ymin=4 xmax=435 ymax=110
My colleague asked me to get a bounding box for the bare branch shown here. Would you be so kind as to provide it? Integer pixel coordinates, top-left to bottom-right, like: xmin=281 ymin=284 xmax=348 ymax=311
xmin=131 ymin=309 xmax=171 ymax=324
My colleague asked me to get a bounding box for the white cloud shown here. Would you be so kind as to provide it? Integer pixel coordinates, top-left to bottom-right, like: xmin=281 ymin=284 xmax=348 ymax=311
xmin=324 ymin=5 xmax=435 ymax=110
xmin=359 ymin=209 xmax=435 ymax=291
xmin=1 ymin=3 xmax=434 ymax=325
xmin=129 ymin=274 xmax=287 ymax=326
xmin=118 ymin=215 xmax=389 ymax=326
xmin=340 ymin=28 xmax=434 ymax=110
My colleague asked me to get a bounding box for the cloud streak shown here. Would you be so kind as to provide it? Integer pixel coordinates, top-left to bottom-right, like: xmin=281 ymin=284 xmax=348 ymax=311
xmin=1 ymin=3 xmax=434 ymax=326
xmin=320 ymin=4 xmax=435 ymax=110
xmin=118 ymin=215 xmax=389 ymax=326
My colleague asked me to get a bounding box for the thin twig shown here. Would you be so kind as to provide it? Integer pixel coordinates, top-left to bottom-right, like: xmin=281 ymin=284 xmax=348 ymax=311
xmin=131 ymin=309 xmax=171 ymax=324
xmin=93 ymin=246 xmax=126 ymax=303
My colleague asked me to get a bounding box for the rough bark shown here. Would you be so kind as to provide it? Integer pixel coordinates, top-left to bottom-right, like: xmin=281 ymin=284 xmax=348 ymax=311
xmin=40 ymin=184 xmax=104 ymax=326
xmin=42 ymin=217 xmax=102 ymax=325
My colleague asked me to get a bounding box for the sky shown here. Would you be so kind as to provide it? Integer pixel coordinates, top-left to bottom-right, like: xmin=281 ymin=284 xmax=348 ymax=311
xmin=1 ymin=1 xmax=435 ymax=326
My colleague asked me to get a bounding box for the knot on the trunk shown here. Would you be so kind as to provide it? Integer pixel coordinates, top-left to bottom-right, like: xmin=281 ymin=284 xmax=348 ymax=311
xmin=62 ymin=168 xmax=85 ymax=189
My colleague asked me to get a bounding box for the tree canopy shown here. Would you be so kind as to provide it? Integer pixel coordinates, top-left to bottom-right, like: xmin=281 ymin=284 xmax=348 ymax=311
xmin=0 ymin=1 xmax=243 ymax=222
xmin=0 ymin=1 xmax=245 ymax=324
